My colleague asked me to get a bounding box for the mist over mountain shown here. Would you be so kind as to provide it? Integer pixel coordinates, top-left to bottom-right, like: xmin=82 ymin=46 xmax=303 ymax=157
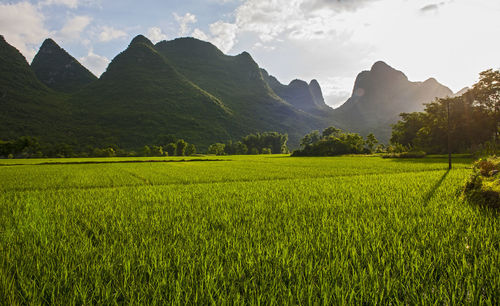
xmin=0 ymin=34 xmax=454 ymax=149
xmin=31 ymin=38 xmax=97 ymax=93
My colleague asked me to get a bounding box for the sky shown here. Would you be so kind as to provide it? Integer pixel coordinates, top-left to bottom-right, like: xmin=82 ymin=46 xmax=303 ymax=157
xmin=1 ymin=0 xmax=499 ymax=107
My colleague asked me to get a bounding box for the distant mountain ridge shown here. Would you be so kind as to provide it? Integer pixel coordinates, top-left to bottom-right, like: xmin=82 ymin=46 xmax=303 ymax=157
xmin=31 ymin=38 xmax=97 ymax=93
xmin=260 ymin=69 xmax=330 ymax=113
xmin=0 ymin=34 xmax=454 ymax=149
xmin=332 ymin=61 xmax=453 ymax=141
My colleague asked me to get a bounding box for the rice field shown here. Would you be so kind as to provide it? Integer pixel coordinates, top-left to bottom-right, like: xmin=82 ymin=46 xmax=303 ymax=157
xmin=0 ymin=155 xmax=498 ymax=304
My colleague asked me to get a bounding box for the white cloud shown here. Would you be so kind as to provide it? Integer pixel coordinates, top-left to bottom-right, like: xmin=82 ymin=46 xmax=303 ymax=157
xmin=39 ymin=0 xmax=102 ymax=9
xmin=192 ymin=28 xmax=209 ymax=41
xmin=173 ymin=12 xmax=197 ymax=36
xmin=191 ymin=21 xmax=238 ymax=53
xmin=233 ymin=0 xmax=378 ymax=43
xmin=207 ymin=21 xmax=238 ymax=52
xmin=0 ymin=1 xmax=50 ymax=61
xmin=253 ymin=42 xmax=275 ymax=51
xmin=226 ymin=0 xmax=500 ymax=104
xmin=320 ymin=76 xmax=355 ymax=107
xmin=79 ymin=49 xmax=109 ymax=76
xmin=40 ymin=0 xmax=79 ymax=9
xmin=57 ymin=15 xmax=92 ymax=41
xmin=300 ymin=0 xmax=377 ymax=13
xmin=98 ymin=26 xmax=127 ymax=42
xmin=147 ymin=27 xmax=168 ymax=43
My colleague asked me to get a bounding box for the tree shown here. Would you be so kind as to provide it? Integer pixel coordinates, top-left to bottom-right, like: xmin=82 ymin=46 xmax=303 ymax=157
xmin=176 ymin=139 xmax=187 ymax=156
xmin=389 ymin=69 xmax=500 ymax=154
xmin=141 ymin=145 xmax=151 ymax=157
xmin=151 ymin=145 xmax=164 ymax=156
xmin=300 ymin=130 xmax=321 ymax=148
xmin=224 ymin=140 xmax=235 ymax=155
xmin=165 ymin=143 xmax=176 ymax=156
xmin=390 ymin=112 xmax=426 ymax=147
xmin=185 ymin=144 xmax=196 ymax=156
xmin=322 ymin=127 xmax=342 ymax=138
xmin=293 ymin=128 xmax=365 ymax=156
xmin=470 ymin=69 xmax=500 ymax=142
xmin=365 ymin=133 xmax=378 ymax=153
xmin=208 ymin=143 xmax=225 ymax=155
xmin=241 ymin=132 xmax=288 ymax=154
xmin=102 ymin=147 xmax=116 ymax=157
xmin=234 ymin=141 xmax=248 ymax=155
xmin=261 ymin=147 xmax=272 ymax=154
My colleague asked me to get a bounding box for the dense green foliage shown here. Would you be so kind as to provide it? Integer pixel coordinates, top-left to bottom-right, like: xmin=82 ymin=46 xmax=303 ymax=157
xmin=0 ymin=155 xmax=498 ymax=304
xmin=207 ymin=131 xmax=289 ymax=155
xmin=69 ymin=36 xmax=234 ymax=150
xmin=391 ymin=69 xmax=500 ymax=153
xmin=292 ymin=127 xmax=374 ymax=156
xmin=0 ymin=135 xmax=197 ymax=158
xmin=31 ymin=39 xmax=97 ymax=93
xmin=0 ymin=36 xmax=73 ymax=144
xmin=463 ymin=156 xmax=500 ymax=209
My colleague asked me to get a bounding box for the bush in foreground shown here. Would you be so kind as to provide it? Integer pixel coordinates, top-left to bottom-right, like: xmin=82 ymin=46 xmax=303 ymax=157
xmin=463 ymin=156 xmax=499 ymax=210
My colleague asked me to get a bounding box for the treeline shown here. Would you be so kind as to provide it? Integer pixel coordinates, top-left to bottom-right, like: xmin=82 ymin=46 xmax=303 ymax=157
xmin=391 ymin=69 xmax=499 ymax=154
xmin=207 ymin=132 xmax=289 ymax=155
xmin=0 ymin=135 xmax=197 ymax=158
xmin=292 ymin=127 xmax=380 ymax=156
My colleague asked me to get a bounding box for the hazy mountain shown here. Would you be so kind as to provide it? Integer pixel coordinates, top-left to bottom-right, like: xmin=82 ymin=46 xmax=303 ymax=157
xmin=260 ymin=69 xmax=330 ymax=113
xmin=0 ymin=35 xmax=71 ymax=142
xmin=454 ymin=87 xmax=469 ymax=97
xmin=332 ymin=61 xmax=453 ymax=141
xmin=31 ymin=38 xmax=97 ymax=93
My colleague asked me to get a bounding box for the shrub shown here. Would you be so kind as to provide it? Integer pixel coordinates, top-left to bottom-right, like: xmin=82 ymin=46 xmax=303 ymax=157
xmin=261 ymin=148 xmax=272 ymax=154
xmin=463 ymin=156 xmax=499 ymax=210
xmin=475 ymin=158 xmax=499 ymax=177
xmin=208 ymin=143 xmax=225 ymax=155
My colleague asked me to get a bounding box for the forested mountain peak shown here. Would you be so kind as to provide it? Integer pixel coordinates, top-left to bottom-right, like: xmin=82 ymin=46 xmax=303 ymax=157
xmin=31 ymin=38 xmax=97 ymax=93
xmin=129 ymin=35 xmax=154 ymax=48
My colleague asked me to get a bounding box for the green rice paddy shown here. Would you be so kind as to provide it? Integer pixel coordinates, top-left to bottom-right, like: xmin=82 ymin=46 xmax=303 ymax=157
xmin=0 ymin=155 xmax=498 ymax=304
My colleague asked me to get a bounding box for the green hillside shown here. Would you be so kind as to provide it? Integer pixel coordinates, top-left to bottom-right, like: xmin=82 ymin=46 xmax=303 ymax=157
xmin=155 ymin=37 xmax=333 ymax=147
xmin=0 ymin=35 xmax=72 ymax=143
xmin=31 ymin=38 xmax=97 ymax=93
xmin=0 ymin=35 xmax=455 ymax=150
xmin=69 ymin=35 xmax=237 ymax=149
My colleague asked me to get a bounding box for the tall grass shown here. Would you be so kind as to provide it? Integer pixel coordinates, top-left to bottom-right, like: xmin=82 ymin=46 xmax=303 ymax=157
xmin=0 ymin=155 xmax=498 ymax=304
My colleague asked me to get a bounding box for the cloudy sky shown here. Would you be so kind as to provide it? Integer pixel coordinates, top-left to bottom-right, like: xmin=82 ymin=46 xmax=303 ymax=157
xmin=1 ymin=0 xmax=499 ymax=107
